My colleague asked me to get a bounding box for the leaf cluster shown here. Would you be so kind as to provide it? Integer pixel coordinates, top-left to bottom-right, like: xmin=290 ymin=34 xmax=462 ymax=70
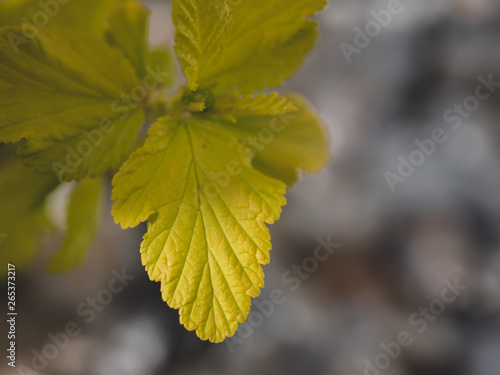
xmin=0 ymin=0 xmax=328 ymax=342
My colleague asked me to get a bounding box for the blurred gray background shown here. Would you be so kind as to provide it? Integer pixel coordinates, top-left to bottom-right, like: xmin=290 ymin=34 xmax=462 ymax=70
xmin=4 ymin=0 xmax=500 ymax=374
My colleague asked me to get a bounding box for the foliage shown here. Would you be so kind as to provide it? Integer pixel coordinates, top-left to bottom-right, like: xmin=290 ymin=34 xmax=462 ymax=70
xmin=0 ymin=0 xmax=328 ymax=342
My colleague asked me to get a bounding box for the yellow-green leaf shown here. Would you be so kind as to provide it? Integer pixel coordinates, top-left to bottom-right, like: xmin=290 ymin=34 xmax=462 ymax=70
xmin=201 ymin=0 xmax=327 ymax=93
xmin=112 ymin=116 xmax=286 ymax=342
xmin=46 ymin=177 xmax=103 ymax=274
xmin=221 ymin=94 xmax=329 ymax=185
xmin=213 ymin=92 xmax=298 ymax=122
xmin=105 ymin=1 xmax=150 ymax=78
xmin=0 ymin=150 xmax=59 ymax=275
xmin=0 ymin=26 xmax=145 ymax=181
xmin=0 ymin=0 xmax=135 ymax=36
xmin=172 ymin=0 xmax=232 ymax=91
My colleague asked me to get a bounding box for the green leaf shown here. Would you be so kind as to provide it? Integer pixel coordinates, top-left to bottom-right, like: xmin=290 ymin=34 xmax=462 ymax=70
xmin=0 ymin=26 xmax=145 ymax=181
xmin=221 ymin=94 xmax=329 ymax=185
xmin=0 ymin=0 xmax=135 ymax=36
xmin=213 ymin=92 xmax=298 ymax=122
xmin=112 ymin=116 xmax=286 ymax=342
xmin=0 ymin=152 xmax=59 ymax=275
xmin=172 ymin=0 xmax=233 ymax=91
xmin=46 ymin=177 xmax=103 ymax=274
xmin=105 ymin=1 xmax=150 ymax=78
xmin=202 ymin=0 xmax=327 ymax=93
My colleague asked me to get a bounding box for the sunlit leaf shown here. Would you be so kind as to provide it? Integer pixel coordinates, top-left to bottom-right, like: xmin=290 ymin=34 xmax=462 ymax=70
xmin=112 ymin=116 xmax=286 ymax=342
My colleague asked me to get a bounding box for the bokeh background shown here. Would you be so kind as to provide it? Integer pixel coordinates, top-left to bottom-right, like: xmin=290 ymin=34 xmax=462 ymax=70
xmin=2 ymin=0 xmax=500 ymax=374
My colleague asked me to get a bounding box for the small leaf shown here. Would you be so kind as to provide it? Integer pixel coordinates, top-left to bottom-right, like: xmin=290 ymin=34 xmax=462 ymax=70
xmin=105 ymin=1 xmax=150 ymax=78
xmin=112 ymin=116 xmax=286 ymax=342
xmin=46 ymin=177 xmax=103 ymax=274
xmin=221 ymin=94 xmax=329 ymax=185
xmin=172 ymin=0 xmax=232 ymax=91
xmin=202 ymin=0 xmax=327 ymax=93
xmin=0 ymin=27 xmax=145 ymax=181
xmin=213 ymin=92 xmax=298 ymax=122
